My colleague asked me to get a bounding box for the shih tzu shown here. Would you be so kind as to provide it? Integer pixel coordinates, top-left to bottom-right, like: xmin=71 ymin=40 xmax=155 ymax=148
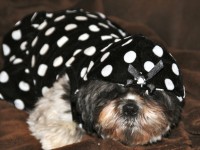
xmin=0 ymin=9 xmax=185 ymax=149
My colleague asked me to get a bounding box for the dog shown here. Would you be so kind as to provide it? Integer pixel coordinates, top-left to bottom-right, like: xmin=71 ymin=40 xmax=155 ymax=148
xmin=0 ymin=9 xmax=185 ymax=149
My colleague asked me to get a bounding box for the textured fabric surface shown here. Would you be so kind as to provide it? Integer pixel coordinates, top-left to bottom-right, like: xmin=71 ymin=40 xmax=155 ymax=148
xmin=0 ymin=9 xmax=184 ymax=110
xmin=0 ymin=0 xmax=199 ymax=150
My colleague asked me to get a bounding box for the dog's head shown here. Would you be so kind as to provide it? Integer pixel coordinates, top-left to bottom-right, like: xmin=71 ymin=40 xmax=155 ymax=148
xmin=74 ymin=35 xmax=185 ymax=145
xmin=76 ymin=80 xmax=183 ymax=145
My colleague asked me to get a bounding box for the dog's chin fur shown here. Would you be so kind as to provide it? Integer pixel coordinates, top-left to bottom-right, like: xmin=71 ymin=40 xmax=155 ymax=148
xmin=27 ymin=74 xmax=182 ymax=149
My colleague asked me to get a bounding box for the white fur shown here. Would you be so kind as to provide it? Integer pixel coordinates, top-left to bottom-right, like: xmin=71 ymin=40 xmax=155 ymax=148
xmin=27 ymin=74 xmax=84 ymax=150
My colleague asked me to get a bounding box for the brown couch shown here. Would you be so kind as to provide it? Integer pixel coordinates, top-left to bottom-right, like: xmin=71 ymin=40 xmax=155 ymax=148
xmin=0 ymin=0 xmax=199 ymax=149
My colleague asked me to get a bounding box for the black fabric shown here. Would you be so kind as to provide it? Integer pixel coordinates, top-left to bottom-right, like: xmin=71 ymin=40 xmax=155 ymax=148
xmin=0 ymin=9 xmax=184 ymax=111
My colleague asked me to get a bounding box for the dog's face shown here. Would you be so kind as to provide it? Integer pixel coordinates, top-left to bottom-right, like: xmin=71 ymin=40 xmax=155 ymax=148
xmin=76 ymin=80 xmax=182 ymax=145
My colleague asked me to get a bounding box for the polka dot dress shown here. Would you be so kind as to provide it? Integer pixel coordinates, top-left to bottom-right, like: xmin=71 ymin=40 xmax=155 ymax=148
xmin=0 ymin=9 xmax=185 ymax=110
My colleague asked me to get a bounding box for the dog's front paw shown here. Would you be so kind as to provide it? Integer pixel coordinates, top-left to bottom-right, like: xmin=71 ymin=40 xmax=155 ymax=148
xmin=28 ymin=119 xmax=84 ymax=150
xmin=40 ymin=121 xmax=83 ymax=150
xmin=27 ymin=75 xmax=84 ymax=149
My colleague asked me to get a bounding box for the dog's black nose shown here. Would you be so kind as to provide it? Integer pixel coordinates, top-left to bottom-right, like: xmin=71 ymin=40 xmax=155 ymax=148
xmin=123 ymin=102 xmax=139 ymax=117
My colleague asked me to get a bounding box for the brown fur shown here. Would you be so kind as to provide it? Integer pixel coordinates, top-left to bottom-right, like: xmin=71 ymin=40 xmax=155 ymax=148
xmin=98 ymin=96 xmax=170 ymax=145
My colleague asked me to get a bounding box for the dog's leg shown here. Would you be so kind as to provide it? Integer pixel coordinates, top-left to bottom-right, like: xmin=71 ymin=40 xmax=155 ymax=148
xmin=27 ymin=74 xmax=84 ymax=150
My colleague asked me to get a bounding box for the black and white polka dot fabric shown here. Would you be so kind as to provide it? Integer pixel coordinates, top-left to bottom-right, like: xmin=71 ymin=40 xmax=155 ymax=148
xmin=0 ymin=9 xmax=185 ymax=110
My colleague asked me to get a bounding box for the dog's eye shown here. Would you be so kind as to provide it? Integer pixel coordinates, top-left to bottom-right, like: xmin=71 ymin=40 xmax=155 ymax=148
xmin=99 ymin=86 xmax=127 ymax=100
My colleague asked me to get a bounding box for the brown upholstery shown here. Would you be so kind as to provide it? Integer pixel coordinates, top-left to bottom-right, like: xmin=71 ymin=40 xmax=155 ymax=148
xmin=0 ymin=0 xmax=199 ymax=149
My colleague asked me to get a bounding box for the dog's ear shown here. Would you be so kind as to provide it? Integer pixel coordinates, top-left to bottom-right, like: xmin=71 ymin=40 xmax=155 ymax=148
xmin=73 ymin=80 xmax=128 ymax=134
xmin=148 ymin=91 xmax=183 ymax=126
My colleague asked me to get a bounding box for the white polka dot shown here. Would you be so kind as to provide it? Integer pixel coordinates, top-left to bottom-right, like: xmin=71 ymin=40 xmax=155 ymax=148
xmin=124 ymin=36 xmax=132 ymax=39
xmin=13 ymin=58 xmax=23 ymax=64
xmin=32 ymin=24 xmax=39 ymax=28
xmin=78 ymin=33 xmax=90 ymax=41
xmin=2 ymin=44 xmax=11 ymax=56
xmin=144 ymin=61 xmax=155 ymax=72
xmin=75 ymin=16 xmax=88 ymax=21
xmin=38 ymin=20 xmax=48 ymax=30
xmin=25 ymin=69 xmax=30 ymax=74
xmin=54 ymin=15 xmax=65 ymax=22
xmin=89 ymin=25 xmax=100 ymax=32
xmin=118 ymin=29 xmax=126 ymax=37
xmin=73 ymin=49 xmax=82 ymax=56
xmin=124 ymin=51 xmax=137 ymax=63
xmin=40 ymin=44 xmax=49 ymax=55
xmin=65 ymin=24 xmax=77 ymax=31
xmin=84 ymin=46 xmax=96 ymax=56
xmin=177 ymin=96 xmax=183 ymax=102
xmin=80 ymin=67 xmax=87 ymax=78
xmin=98 ymin=12 xmax=106 ymax=19
xmin=87 ymin=13 xmax=98 ymax=18
xmin=183 ymin=86 xmax=186 ymax=98
xmin=87 ymin=61 xmax=94 ymax=73
xmin=19 ymin=81 xmax=30 ymax=92
xmin=164 ymin=78 xmax=175 ymax=90
xmin=42 ymin=86 xmax=49 ymax=96
xmin=114 ymin=39 xmax=121 ymax=42
xmin=14 ymin=99 xmax=25 ymax=110
xmin=33 ymin=79 xmax=36 ymax=85
xmin=31 ymin=55 xmax=36 ymax=67
xmin=0 ymin=93 xmax=4 ymax=99
xmin=45 ymin=27 xmax=55 ymax=36
xmin=100 ymin=43 xmax=112 ymax=52
xmin=54 ymin=74 xmax=59 ymax=79
xmin=152 ymin=45 xmax=164 ymax=57
xmin=100 ymin=52 xmax=110 ymax=62
xmin=38 ymin=64 xmax=48 ymax=77
xmin=57 ymin=36 xmax=68 ymax=47
xmin=101 ymin=35 xmax=113 ymax=41
xmin=26 ymin=50 xmax=29 ymax=55
xmin=122 ymin=39 xmax=133 ymax=47
xmin=98 ymin=22 xmax=109 ymax=29
xmin=9 ymin=55 xmax=16 ymax=62
xmin=20 ymin=41 xmax=27 ymax=51
xmin=110 ymin=33 xmax=119 ymax=39
xmin=0 ymin=71 xmax=9 ymax=83
xmin=169 ymin=53 xmax=176 ymax=61
xmin=46 ymin=13 xmax=53 ymax=18
xmin=66 ymin=9 xmax=77 ymax=13
xmin=31 ymin=36 xmax=38 ymax=47
xmin=107 ymin=20 xmax=116 ymax=28
xmin=66 ymin=9 xmax=77 ymax=14
xmin=11 ymin=29 xmax=22 ymax=41
xmin=172 ymin=63 xmax=179 ymax=76
xmin=83 ymin=75 xmax=88 ymax=81
xmin=31 ymin=12 xmax=38 ymax=21
xmin=53 ymin=56 xmax=63 ymax=67
xmin=101 ymin=65 xmax=113 ymax=77
xmin=15 ymin=21 xmax=21 ymax=26
xmin=65 ymin=57 xmax=75 ymax=67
